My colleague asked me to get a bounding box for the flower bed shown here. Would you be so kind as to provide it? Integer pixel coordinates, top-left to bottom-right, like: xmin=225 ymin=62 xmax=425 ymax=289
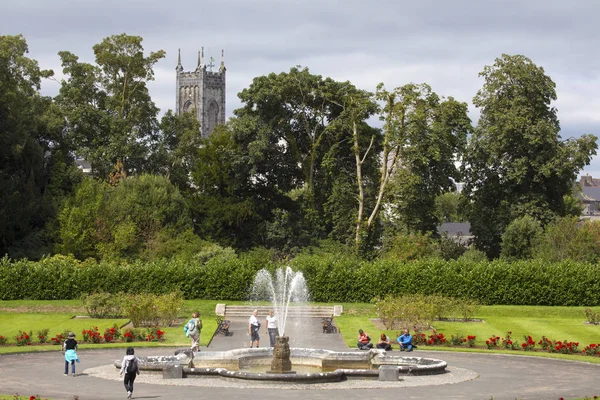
xmin=0 ymin=325 xmax=166 ymax=347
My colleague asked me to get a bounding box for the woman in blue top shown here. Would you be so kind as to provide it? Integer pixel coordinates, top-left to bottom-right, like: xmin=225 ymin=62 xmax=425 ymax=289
xmin=62 ymin=332 xmax=80 ymax=376
xmin=397 ymin=328 xmax=413 ymax=351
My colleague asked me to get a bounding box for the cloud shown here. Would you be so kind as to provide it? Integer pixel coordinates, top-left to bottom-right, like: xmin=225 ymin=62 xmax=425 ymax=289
xmin=4 ymin=0 xmax=599 ymax=175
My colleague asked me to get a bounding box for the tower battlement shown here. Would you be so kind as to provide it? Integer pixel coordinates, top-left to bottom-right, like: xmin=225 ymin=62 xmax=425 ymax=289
xmin=176 ymin=48 xmax=226 ymax=138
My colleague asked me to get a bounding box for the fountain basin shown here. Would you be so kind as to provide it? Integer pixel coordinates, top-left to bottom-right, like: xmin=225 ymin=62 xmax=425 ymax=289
xmin=116 ymin=348 xmax=447 ymax=382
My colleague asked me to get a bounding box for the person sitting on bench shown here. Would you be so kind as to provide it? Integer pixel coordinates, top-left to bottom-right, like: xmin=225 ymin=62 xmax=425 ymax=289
xmin=397 ymin=328 xmax=413 ymax=351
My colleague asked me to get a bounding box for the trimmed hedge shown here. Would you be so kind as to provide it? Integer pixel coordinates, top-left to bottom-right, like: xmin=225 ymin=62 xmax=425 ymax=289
xmin=1 ymin=254 xmax=599 ymax=305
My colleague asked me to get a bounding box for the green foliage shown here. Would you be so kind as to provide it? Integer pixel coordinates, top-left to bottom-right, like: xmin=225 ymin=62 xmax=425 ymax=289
xmin=500 ymin=215 xmax=543 ymax=261
xmin=381 ymin=83 xmax=471 ymax=235
xmin=457 ymin=247 xmax=488 ymax=262
xmin=434 ymin=191 xmax=466 ymax=223
xmin=534 ymin=217 xmax=600 ymax=263
xmin=56 ymin=174 xmax=194 ymax=261
xmin=56 ymin=34 xmax=165 ymax=179
xmin=584 ymin=308 xmax=600 ymax=325
xmin=81 ymin=292 xmax=124 ymax=318
xmin=5 ymin=252 xmax=600 ymax=306
xmin=453 ymin=298 xmax=480 ymax=321
xmin=380 ymin=231 xmax=440 ymax=261
xmin=463 ymin=54 xmax=598 ymax=257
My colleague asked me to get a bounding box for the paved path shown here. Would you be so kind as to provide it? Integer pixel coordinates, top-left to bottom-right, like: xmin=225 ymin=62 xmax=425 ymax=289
xmin=1 ymin=317 xmax=600 ymax=400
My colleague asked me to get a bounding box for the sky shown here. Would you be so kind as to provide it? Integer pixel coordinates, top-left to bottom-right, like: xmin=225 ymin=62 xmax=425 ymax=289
xmin=3 ymin=0 xmax=600 ymax=177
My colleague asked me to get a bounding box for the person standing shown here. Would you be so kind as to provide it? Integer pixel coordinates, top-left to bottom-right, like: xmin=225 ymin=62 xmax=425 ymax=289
xmin=62 ymin=332 xmax=79 ymax=377
xmin=119 ymin=346 xmax=140 ymax=399
xmin=397 ymin=328 xmax=413 ymax=351
xmin=185 ymin=312 xmax=202 ymax=352
xmin=265 ymin=310 xmax=279 ymax=347
xmin=248 ymin=309 xmax=260 ymax=348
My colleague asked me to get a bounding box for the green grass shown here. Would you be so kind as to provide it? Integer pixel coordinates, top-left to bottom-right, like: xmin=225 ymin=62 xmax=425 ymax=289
xmin=2 ymin=300 xmax=600 ymax=365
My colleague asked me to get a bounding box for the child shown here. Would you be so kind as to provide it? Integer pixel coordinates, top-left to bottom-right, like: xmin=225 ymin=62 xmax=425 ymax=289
xmin=119 ymin=346 xmax=140 ymax=399
xmin=62 ymin=332 xmax=80 ymax=377
xmin=185 ymin=312 xmax=202 ymax=352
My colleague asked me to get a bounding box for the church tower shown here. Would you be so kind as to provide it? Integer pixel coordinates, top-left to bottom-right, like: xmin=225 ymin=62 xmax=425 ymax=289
xmin=176 ymin=48 xmax=226 ymax=137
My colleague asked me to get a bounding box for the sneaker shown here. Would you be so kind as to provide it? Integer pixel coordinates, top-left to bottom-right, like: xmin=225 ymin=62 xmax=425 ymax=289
xmin=63 ymin=373 xmax=68 ymax=376
xmin=127 ymin=391 xmax=132 ymax=399
xmin=72 ymin=373 xmax=76 ymax=377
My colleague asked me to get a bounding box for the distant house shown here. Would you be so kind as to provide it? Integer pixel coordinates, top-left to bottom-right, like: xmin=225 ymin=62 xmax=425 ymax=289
xmin=577 ymin=175 xmax=600 ymax=218
xmin=437 ymin=222 xmax=473 ymax=243
xmin=74 ymin=159 xmax=92 ymax=175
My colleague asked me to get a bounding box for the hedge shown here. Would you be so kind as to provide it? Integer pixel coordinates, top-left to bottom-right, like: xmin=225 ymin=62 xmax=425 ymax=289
xmin=1 ymin=254 xmax=599 ymax=305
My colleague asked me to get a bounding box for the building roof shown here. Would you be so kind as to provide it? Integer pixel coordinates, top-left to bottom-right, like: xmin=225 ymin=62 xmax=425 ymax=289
xmin=582 ymin=187 xmax=600 ymax=201
xmin=437 ymin=222 xmax=472 ymax=236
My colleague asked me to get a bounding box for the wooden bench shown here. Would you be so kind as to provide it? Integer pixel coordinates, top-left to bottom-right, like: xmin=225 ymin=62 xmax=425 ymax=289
xmin=215 ymin=316 xmax=231 ymax=336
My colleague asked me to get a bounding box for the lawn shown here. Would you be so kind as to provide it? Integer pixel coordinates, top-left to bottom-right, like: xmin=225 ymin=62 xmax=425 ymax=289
xmin=2 ymin=300 xmax=600 ymax=365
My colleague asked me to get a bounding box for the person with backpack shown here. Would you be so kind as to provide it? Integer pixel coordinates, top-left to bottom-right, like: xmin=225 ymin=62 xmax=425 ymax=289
xmin=119 ymin=346 xmax=140 ymax=399
xmin=184 ymin=312 xmax=202 ymax=352
xmin=62 ymin=332 xmax=79 ymax=376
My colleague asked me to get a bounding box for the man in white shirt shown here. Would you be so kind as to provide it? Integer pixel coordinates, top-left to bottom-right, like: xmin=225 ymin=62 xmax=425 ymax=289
xmin=248 ymin=309 xmax=260 ymax=348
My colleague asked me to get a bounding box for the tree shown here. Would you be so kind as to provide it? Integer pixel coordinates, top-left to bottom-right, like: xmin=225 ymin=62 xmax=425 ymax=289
xmin=0 ymin=35 xmax=79 ymax=258
xmin=152 ymin=110 xmax=202 ymax=193
xmin=376 ymin=84 xmax=470 ymax=238
xmin=500 ymin=215 xmax=542 ymax=261
xmin=463 ymin=54 xmax=598 ymax=257
xmin=233 ymin=67 xmax=378 ymax=247
xmin=56 ymin=174 xmax=194 ymax=261
xmin=56 ymin=34 xmax=165 ymax=179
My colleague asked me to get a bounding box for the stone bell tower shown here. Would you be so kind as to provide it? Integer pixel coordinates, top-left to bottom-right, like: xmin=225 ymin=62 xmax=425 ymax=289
xmin=176 ymin=48 xmax=226 ymax=137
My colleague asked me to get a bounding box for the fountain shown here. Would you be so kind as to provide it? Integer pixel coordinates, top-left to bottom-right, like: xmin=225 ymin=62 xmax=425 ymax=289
xmin=113 ymin=266 xmax=449 ymax=383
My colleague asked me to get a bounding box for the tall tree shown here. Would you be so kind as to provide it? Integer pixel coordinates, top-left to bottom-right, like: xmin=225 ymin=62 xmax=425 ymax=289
xmin=0 ymin=35 xmax=78 ymax=258
xmin=463 ymin=54 xmax=597 ymax=257
xmin=56 ymin=34 xmax=165 ymax=179
xmin=357 ymin=83 xmax=470 ymax=248
xmin=234 ymin=67 xmax=377 ymax=245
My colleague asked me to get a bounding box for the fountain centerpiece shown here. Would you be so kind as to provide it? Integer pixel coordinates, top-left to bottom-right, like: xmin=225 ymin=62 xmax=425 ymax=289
xmin=250 ymin=266 xmax=309 ymax=337
xmin=251 ymin=266 xmax=308 ymax=373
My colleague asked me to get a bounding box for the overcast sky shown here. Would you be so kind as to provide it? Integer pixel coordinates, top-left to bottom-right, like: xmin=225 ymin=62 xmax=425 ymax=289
xmin=3 ymin=0 xmax=600 ymax=177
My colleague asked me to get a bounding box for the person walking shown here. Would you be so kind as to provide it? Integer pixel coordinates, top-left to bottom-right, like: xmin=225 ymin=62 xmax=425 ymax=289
xmin=62 ymin=332 xmax=79 ymax=377
xmin=265 ymin=310 xmax=279 ymax=347
xmin=248 ymin=309 xmax=260 ymax=348
xmin=185 ymin=312 xmax=202 ymax=352
xmin=119 ymin=347 xmax=140 ymax=399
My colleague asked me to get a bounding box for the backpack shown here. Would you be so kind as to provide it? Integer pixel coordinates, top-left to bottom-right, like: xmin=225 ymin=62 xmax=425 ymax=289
xmin=126 ymin=358 xmax=138 ymax=374
xmin=185 ymin=319 xmax=196 ymax=337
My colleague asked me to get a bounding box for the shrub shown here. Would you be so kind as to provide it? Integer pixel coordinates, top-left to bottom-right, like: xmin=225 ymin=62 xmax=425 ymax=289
xmin=82 ymin=326 xmax=102 ymax=343
xmin=466 ymin=335 xmax=476 ymax=348
xmin=522 ymin=335 xmax=535 ymax=351
xmin=50 ymin=333 xmax=65 ymax=345
xmin=582 ymin=343 xmax=600 ymax=356
xmin=553 ymin=340 xmax=579 ymax=354
xmin=486 ymin=335 xmax=500 ymax=349
xmin=122 ymin=294 xmax=159 ymax=328
xmin=502 ymin=331 xmax=519 ymax=350
xmin=427 ymin=330 xmax=446 ymax=345
xmin=16 ymin=331 xmax=32 ymax=346
xmin=538 ymin=336 xmax=553 ymax=351
xmin=145 ymin=327 xmax=165 ymax=342
xmin=37 ymin=328 xmax=49 ymax=344
xmin=156 ymin=291 xmax=184 ymax=327
xmin=585 ymin=308 xmax=600 ymax=325
xmin=500 ymin=215 xmax=542 ymax=261
xmin=0 ymin=335 xmax=7 ymax=345
xmin=122 ymin=328 xmax=145 ymax=342
xmin=103 ymin=325 xmax=121 ymax=343
xmin=81 ymin=292 xmax=124 ymax=318
xmin=453 ymin=298 xmax=480 ymax=321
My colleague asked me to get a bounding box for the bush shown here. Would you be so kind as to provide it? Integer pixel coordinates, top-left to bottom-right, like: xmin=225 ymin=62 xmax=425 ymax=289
xmin=0 ymin=335 xmax=7 ymax=345
xmin=585 ymin=308 xmax=600 ymax=325
xmin=16 ymin=331 xmax=32 ymax=346
xmin=37 ymin=328 xmax=49 ymax=344
xmin=81 ymin=292 xmax=124 ymax=318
